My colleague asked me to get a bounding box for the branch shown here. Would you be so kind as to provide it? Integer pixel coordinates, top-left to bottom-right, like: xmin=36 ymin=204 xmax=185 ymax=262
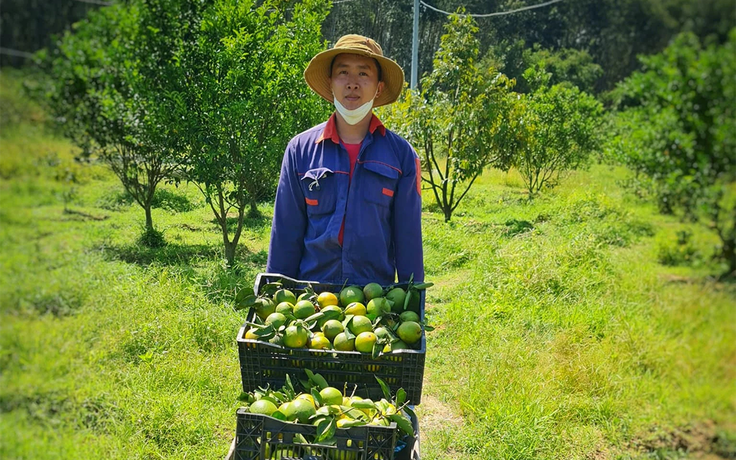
xmin=451 ymin=171 xmax=480 ymax=213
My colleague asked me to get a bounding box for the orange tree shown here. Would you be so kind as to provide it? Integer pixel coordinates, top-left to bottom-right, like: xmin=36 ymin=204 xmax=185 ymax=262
xmin=510 ymin=65 xmax=603 ymax=196
xmin=36 ymin=1 xmax=181 ymax=245
xmin=160 ymin=0 xmax=331 ymax=265
xmin=383 ymin=11 xmax=515 ymax=222
xmin=611 ymin=30 xmax=736 ymax=276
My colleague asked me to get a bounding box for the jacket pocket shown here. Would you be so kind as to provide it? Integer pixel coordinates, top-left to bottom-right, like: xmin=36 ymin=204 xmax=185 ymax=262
xmin=361 ymin=161 xmax=400 ymax=207
xmin=300 ymin=167 xmax=336 ymax=215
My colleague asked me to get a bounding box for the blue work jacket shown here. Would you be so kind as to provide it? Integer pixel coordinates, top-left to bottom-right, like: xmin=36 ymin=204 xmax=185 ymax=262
xmin=266 ymin=114 xmax=424 ymax=286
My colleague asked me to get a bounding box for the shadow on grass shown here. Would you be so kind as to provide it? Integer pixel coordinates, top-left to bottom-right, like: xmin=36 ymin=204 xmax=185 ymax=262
xmin=210 ymin=213 xmax=272 ymax=235
xmin=100 ymin=242 xmax=220 ymax=267
xmin=98 ymin=241 xmax=268 ymax=271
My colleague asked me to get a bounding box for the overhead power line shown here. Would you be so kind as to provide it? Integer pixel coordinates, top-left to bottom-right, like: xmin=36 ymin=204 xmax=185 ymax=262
xmin=419 ymin=0 xmax=564 ymax=18
xmin=73 ymin=0 xmax=113 ymax=5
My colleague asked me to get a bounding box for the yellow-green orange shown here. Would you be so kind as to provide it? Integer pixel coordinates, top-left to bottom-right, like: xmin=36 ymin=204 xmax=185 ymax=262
xmin=244 ymin=328 xmax=260 ymax=340
xmin=249 ymin=399 xmax=278 ymax=416
xmin=355 ymin=331 xmax=377 ymax=353
xmin=317 ymin=291 xmax=339 ymax=308
xmin=275 ymin=301 xmax=294 ymax=316
xmin=362 ymin=282 xmax=383 ymax=301
xmin=309 ymin=334 xmax=331 ymax=350
xmin=344 ymin=302 xmax=366 ymax=316
xmin=283 ymin=324 xmax=309 ymax=348
xmin=396 ymin=321 xmax=422 ymax=345
xmin=348 ymin=315 xmax=373 ymax=335
xmin=293 ymin=300 xmax=316 ymax=319
xmin=339 ymin=285 xmax=364 ymax=307
xmin=366 ymin=297 xmax=390 ymax=321
xmin=274 ymin=289 xmax=297 ymax=305
xmin=319 ymin=387 xmax=343 ymax=406
xmin=265 ymin=312 xmax=287 ymax=329
xmin=321 ymin=319 xmax=344 ymax=341
xmin=333 ymin=332 xmax=355 ymax=351
xmin=295 ymin=393 xmax=316 ymax=408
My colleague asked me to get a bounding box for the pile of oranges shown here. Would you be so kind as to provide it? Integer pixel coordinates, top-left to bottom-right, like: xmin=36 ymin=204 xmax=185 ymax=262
xmin=242 ymin=282 xmax=427 ymax=356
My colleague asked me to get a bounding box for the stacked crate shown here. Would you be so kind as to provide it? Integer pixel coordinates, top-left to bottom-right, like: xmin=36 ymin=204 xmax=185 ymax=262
xmin=231 ymin=273 xmax=425 ymax=460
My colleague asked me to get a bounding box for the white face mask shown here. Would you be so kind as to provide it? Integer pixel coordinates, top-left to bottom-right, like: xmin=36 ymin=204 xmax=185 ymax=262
xmin=333 ymin=90 xmax=377 ymax=125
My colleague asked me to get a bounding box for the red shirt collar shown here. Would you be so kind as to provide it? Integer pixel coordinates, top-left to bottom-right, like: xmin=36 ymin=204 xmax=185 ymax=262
xmin=316 ymin=113 xmax=386 ymax=144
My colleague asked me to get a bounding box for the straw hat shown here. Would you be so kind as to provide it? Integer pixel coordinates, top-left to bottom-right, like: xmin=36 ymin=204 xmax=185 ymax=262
xmin=304 ymin=34 xmax=405 ymax=108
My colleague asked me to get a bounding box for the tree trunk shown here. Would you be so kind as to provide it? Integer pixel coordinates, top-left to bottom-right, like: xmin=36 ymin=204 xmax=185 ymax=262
xmin=224 ymin=240 xmax=237 ymax=268
xmin=248 ymin=197 xmax=261 ymax=219
xmin=144 ymin=204 xmax=153 ymax=231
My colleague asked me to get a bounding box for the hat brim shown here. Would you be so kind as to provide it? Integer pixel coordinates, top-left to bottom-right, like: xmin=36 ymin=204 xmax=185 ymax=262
xmin=303 ymin=48 xmax=405 ymax=108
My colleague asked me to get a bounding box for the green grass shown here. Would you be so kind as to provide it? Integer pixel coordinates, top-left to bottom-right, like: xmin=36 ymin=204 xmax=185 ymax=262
xmin=1 ymin=70 xmax=734 ymax=459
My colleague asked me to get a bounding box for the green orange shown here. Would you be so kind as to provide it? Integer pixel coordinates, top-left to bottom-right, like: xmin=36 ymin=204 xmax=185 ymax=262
xmin=273 ymin=289 xmax=297 ymax=306
xmin=319 ymin=387 xmax=343 ymax=406
xmin=293 ymin=300 xmax=316 ymax=319
xmin=386 ymin=287 xmax=406 ymax=313
xmin=250 ymin=399 xmax=278 ymax=416
xmin=283 ymin=324 xmax=309 ymax=348
xmin=348 ymin=315 xmax=373 ymax=335
xmin=339 ymin=285 xmax=365 ymax=307
xmin=362 ymin=282 xmax=384 ymax=301
xmin=321 ymin=319 xmax=344 ymax=341
xmin=396 ymin=321 xmax=422 ymax=345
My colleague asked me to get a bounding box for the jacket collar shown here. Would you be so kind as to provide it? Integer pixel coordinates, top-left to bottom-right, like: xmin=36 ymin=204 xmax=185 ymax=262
xmin=316 ymin=113 xmax=386 ymax=144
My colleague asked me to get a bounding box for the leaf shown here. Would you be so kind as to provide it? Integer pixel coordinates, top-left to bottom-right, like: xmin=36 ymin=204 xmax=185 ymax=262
xmin=260 ymin=282 xmax=282 ymax=296
xmin=338 ymin=419 xmax=367 ymax=428
xmin=374 ymin=376 xmax=391 ymax=401
xmin=311 ymin=372 xmax=329 ymax=390
xmin=305 ymin=311 xmax=324 ymax=323
xmin=284 ymin=374 xmax=296 ymax=398
xmin=388 ymin=413 xmax=414 ymax=437
xmin=371 ymin=340 xmax=382 ymax=359
xmin=314 ymin=417 xmax=335 ymax=442
xmin=396 ymin=388 xmax=407 ymax=407
xmin=234 ymin=286 xmax=255 ymax=305
xmin=304 ymin=369 xmax=317 ymax=386
xmin=342 ymin=317 xmax=356 ymax=340
xmin=412 ymin=282 xmax=434 ymax=290
xmin=350 ymin=398 xmax=376 ymax=411
xmin=235 ymin=294 xmax=258 ymax=310
xmin=310 ymin=387 xmax=323 ymax=406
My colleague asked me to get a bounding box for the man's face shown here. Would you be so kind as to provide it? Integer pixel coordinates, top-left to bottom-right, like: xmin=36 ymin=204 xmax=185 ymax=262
xmin=329 ymin=53 xmax=384 ymax=111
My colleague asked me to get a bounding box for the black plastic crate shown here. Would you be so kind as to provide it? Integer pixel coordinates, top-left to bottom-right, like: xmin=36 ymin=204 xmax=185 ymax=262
xmin=234 ymin=409 xmax=397 ymax=460
xmin=237 ymin=274 xmax=426 ymax=404
xmin=226 ymin=410 xmax=419 ymax=460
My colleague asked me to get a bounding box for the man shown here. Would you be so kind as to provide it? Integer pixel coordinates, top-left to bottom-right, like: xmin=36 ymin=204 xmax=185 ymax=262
xmin=266 ymin=35 xmax=423 ymax=286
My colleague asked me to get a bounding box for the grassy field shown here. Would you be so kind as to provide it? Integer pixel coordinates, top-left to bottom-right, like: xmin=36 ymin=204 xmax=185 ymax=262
xmin=1 ymin=70 xmax=735 ymax=459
